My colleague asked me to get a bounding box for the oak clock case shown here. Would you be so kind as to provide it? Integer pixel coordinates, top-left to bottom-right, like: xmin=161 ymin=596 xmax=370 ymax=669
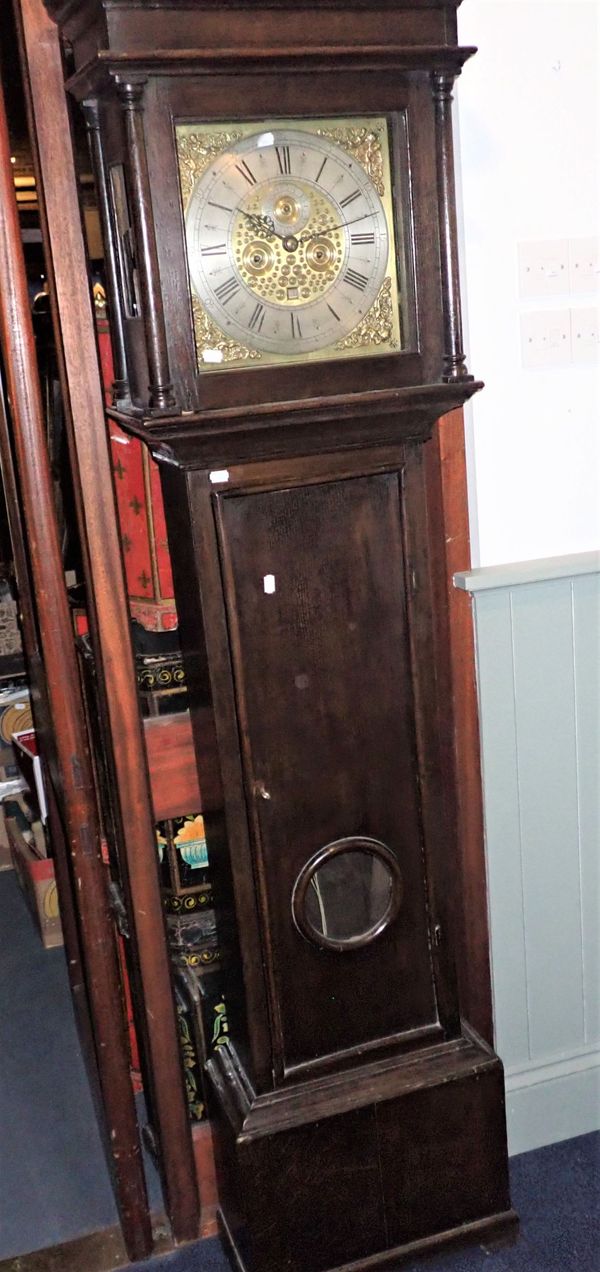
xmin=95 ymin=63 xmax=443 ymax=418
xmin=48 ymin=3 xmax=518 ymax=1269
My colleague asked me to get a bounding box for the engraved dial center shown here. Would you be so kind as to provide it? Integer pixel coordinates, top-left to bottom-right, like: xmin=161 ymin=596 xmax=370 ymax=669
xmin=233 ymin=181 xmax=345 ymax=307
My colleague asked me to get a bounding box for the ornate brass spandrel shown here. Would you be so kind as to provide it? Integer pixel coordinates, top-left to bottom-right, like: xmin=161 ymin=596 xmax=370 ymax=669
xmin=192 ymin=297 xmax=263 ymax=366
xmin=176 ymin=128 xmax=243 ymax=207
xmin=335 ymin=278 xmax=398 ymax=352
xmin=313 ymin=125 xmax=385 ymax=195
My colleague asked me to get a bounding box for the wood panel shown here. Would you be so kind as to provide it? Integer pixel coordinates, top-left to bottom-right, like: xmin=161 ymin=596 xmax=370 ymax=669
xmin=377 ymin=1066 xmax=510 ymax=1245
xmin=573 ymin=575 xmax=600 ymax=1046
xmin=466 ymin=563 xmax=600 ymax=1153
xmin=511 ymin=580 xmax=584 ymax=1058
xmin=216 ymin=471 xmax=439 ymax=1073
xmin=425 ymin=409 xmax=492 ymax=1045
xmin=472 ymin=590 xmax=530 ymax=1071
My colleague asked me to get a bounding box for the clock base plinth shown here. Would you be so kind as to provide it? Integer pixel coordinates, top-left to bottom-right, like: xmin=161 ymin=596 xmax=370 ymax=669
xmin=218 ymin=1205 xmax=519 ymax=1272
xmin=208 ymin=1030 xmax=516 ymax=1272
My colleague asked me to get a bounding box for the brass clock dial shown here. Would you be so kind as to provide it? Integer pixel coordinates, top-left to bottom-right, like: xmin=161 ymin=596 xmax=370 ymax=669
xmin=176 ymin=117 xmax=403 ymax=371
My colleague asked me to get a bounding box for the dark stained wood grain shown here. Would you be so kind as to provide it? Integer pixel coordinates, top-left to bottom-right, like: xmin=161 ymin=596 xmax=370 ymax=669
xmin=144 ymin=425 xmax=494 ymax=1048
xmin=241 ymin=1103 xmax=385 ymax=1271
xmin=219 ymin=1209 xmax=518 ymax=1272
xmin=432 ymin=71 xmax=471 ymax=381
xmin=397 ymin=443 xmax=462 ymax=1037
xmin=165 ymin=435 xmax=513 ymax=1269
xmin=0 ymin=44 xmax=152 ymax=1260
xmin=215 ymin=468 xmax=441 ymax=1077
xmin=208 ymin=1029 xmax=516 ymax=1272
xmin=109 ymin=380 xmax=482 ymax=472
xmin=377 ymin=1065 xmax=511 ymax=1246
xmin=101 ymin=62 xmax=468 ymax=414
xmin=425 ymin=409 xmax=493 ymax=1045
xmin=117 ymin=79 xmax=176 ymax=410
xmin=44 ymin=2 xmax=456 ymax=70
xmin=193 ymin=1122 xmax=220 ymax=1240
xmin=160 ymin=461 xmax=274 ymax=1094
xmin=15 ymin=0 xmax=199 ymax=1244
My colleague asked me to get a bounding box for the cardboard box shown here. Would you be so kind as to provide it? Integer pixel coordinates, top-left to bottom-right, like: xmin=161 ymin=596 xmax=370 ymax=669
xmin=7 ymin=816 xmax=63 ymax=949
xmin=0 ymin=686 xmax=31 ymax=747
xmin=12 ymin=729 xmax=48 ymax=824
xmin=0 ymin=805 xmax=11 ymax=872
xmin=0 ymin=687 xmax=30 ymax=784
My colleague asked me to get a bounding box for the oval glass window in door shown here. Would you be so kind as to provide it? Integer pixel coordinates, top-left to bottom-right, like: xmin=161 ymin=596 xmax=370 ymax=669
xmin=292 ymin=836 xmax=403 ymax=952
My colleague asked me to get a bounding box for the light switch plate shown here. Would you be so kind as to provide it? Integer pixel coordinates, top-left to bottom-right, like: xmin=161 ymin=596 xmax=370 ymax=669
xmin=518 ymin=240 xmax=570 ymax=299
xmin=569 ymin=238 xmax=600 ymax=295
xmin=570 ymin=307 xmax=600 ymax=364
xmin=521 ymin=310 xmax=571 ymax=368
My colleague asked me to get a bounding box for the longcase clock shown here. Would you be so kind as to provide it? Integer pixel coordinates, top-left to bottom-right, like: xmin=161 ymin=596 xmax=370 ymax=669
xmin=45 ymin=2 xmax=518 ymax=1269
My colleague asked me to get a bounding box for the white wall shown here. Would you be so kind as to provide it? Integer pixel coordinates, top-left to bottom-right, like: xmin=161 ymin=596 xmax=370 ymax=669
xmin=456 ymin=1 xmax=600 ymax=566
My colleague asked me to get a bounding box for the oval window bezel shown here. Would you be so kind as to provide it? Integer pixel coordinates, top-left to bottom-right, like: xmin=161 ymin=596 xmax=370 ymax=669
xmin=291 ymin=835 xmax=403 ymax=953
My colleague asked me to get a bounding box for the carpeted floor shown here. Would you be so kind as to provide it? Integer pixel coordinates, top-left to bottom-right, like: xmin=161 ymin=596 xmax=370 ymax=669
xmin=1 ymin=867 xmax=598 ymax=1271
xmin=0 ymin=869 xmax=161 ymax=1260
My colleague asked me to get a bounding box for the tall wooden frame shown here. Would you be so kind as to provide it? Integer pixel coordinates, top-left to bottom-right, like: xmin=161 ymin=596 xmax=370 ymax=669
xmin=35 ymin=4 xmax=508 ymax=1269
xmin=11 ymin=0 xmax=200 ymax=1246
xmin=0 ymin=69 xmax=152 ymax=1262
xmin=426 ymin=409 xmax=492 ymax=1046
xmin=5 ymin=0 xmax=494 ymax=1262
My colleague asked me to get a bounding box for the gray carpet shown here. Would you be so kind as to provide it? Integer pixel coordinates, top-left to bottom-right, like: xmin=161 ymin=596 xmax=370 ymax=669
xmin=0 ymin=868 xmax=161 ymax=1259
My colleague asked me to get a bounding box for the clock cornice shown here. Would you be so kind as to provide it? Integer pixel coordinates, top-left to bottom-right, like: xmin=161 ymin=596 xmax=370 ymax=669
xmin=65 ymin=44 xmax=476 ymax=100
xmin=44 ymin=1 xmax=466 ymax=80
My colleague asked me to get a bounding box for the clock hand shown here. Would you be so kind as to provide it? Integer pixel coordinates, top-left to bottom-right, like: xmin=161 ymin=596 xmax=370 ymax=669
xmin=299 ymin=211 xmax=377 ymax=245
xmin=242 ymin=211 xmax=300 ymax=248
xmin=241 ymin=211 xmax=277 ymax=237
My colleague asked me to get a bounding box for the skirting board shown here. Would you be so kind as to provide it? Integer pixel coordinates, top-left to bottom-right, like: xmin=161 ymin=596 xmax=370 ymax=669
xmin=505 ymin=1049 xmax=600 ymax=1156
